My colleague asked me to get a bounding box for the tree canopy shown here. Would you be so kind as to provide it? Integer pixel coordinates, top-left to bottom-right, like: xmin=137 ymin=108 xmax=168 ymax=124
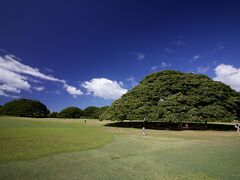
xmin=82 ymin=106 xmax=109 ymax=119
xmin=100 ymin=70 xmax=240 ymax=122
xmin=0 ymin=99 xmax=50 ymax=118
xmin=82 ymin=106 xmax=99 ymax=119
xmin=58 ymin=107 xmax=83 ymax=118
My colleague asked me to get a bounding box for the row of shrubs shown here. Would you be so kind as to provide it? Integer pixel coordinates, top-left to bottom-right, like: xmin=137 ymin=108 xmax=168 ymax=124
xmin=0 ymin=99 xmax=109 ymax=119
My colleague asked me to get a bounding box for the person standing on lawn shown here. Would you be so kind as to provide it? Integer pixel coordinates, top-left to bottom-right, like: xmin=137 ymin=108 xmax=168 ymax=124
xmin=235 ymin=123 xmax=240 ymax=132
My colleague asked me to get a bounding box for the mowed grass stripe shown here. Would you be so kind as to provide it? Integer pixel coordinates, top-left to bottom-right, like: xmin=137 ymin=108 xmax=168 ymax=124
xmin=0 ymin=117 xmax=112 ymax=161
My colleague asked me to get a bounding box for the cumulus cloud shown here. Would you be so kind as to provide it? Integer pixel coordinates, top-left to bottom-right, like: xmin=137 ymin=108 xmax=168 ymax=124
xmin=0 ymin=54 xmax=82 ymax=97
xmin=0 ymin=67 xmax=31 ymax=96
xmin=64 ymin=84 xmax=83 ymax=98
xmin=82 ymin=78 xmax=128 ymax=100
xmin=213 ymin=64 xmax=240 ymax=91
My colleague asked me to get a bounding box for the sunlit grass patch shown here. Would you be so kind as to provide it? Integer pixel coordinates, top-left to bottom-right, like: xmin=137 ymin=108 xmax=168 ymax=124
xmin=0 ymin=117 xmax=112 ymax=161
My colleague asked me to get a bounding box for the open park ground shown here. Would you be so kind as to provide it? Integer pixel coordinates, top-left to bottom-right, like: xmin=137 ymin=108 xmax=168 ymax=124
xmin=0 ymin=116 xmax=240 ymax=180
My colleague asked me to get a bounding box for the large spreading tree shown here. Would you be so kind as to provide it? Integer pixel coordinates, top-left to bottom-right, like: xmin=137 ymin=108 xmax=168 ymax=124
xmin=100 ymin=70 xmax=240 ymax=122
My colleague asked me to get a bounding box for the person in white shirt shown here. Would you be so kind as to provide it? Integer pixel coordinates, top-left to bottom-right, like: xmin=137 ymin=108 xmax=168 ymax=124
xmin=235 ymin=124 xmax=240 ymax=132
xmin=142 ymin=126 xmax=146 ymax=136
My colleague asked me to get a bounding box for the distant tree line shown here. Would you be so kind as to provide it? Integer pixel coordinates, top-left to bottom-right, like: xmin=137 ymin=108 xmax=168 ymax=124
xmin=49 ymin=106 xmax=109 ymax=119
xmin=0 ymin=98 xmax=109 ymax=119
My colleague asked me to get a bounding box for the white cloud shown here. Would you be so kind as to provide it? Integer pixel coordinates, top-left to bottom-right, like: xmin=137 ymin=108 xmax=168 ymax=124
xmin=213 ymin=64 xmax=240 ymax=91
xmin=0 ymin=55 xmax=65 ymax=83
xmin=82 ymin=78 xmax=128 ymax=100
xmin=118 ymin=81 xmax=124 ymax=87
xmin=0 ymin=89 xmax=9 ymax=97
xmin=0 ymin=84 xmax=21 ymax=93
xmin=0 ymin=54 xmax=82 ymax=97
xmin=161 ymin=61 xmax=172 ymax=68
xmin=0 ymin=67 xmax=31 ymax=93
xmin=135 ymin=53 xmax=145 ymax=61
xmin=64 ymin=84 xmax=83 ymax=98
xmin=196 ymin=66 xmax=210 ymax=74
xmin=34 ymin=86 xmax=45 ymax=91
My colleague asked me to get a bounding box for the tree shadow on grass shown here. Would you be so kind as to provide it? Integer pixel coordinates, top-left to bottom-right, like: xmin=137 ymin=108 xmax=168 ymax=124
xmin=105 ymin=121 xmax=236 ymax=131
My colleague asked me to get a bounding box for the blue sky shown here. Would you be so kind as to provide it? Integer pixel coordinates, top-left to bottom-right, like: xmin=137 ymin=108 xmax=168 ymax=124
xmin=1 ymin=0 xmax=240 ymax=111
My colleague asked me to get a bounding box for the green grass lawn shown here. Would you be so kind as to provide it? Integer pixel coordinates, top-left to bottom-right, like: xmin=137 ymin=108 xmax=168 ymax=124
xmin=0 ymin=116 xmax=240 ymax=179
xmin=0 ymin=116 xmax=112 ymax=161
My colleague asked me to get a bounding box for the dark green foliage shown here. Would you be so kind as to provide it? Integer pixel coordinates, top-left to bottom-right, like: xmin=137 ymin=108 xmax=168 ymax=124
xmin=48 ymin=112 xmax=58 ymax=118
xmin=100 ymin=70 xmax=240 ymax=122
xmin=82 ymin=106 xmax=109 ymax=119
xmin=82 ymin=106 xmax=99 ymax=119
xmin=0 ymin=99 xmax=50 ymax=118
xmin=58 ymin=107 xmax=83 ymax=118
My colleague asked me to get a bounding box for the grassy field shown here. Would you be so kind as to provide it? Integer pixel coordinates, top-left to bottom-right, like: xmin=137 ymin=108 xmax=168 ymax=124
xmin=0 ymin=117 xmax=240 ymax=179
xmin=0 ymin=116 xmax=112 ymax=161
